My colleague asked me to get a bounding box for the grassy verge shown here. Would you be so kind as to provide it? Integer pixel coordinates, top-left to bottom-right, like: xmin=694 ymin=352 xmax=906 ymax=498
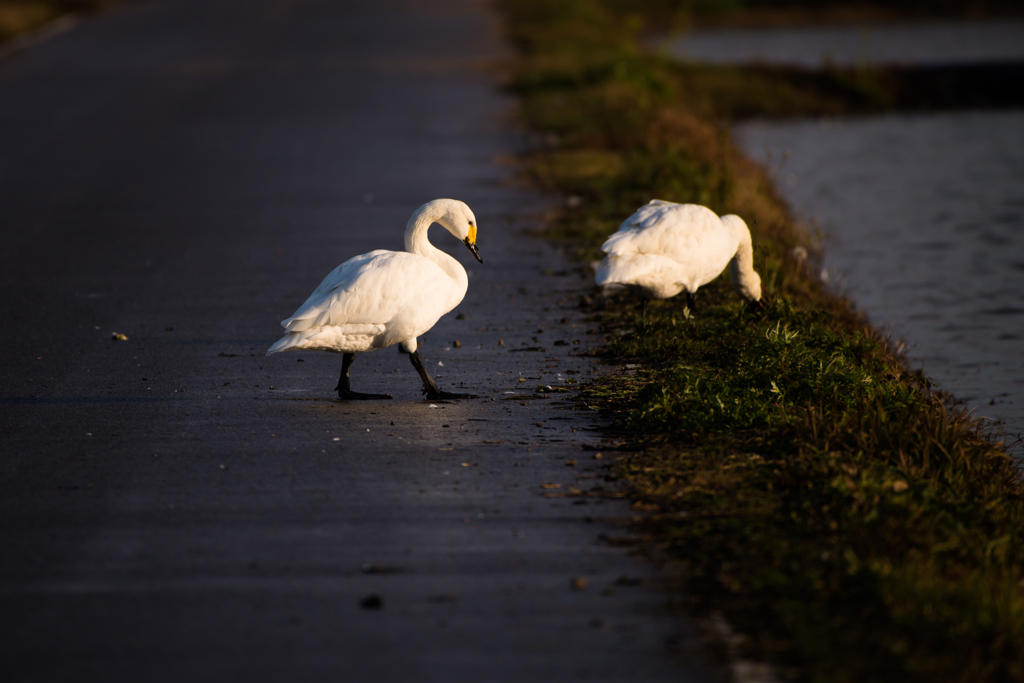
xmin=500 ymin=1 xmax=1024 ymax=680
xmin=0 ymin=1 xmax=112 ymax=46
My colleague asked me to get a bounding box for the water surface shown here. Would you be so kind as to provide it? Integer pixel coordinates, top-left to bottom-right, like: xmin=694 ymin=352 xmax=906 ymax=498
xmin=735 ymin=110 xmax=1024 ymax=451
xmin=669 ymin=20 xmax=1024 ymax=67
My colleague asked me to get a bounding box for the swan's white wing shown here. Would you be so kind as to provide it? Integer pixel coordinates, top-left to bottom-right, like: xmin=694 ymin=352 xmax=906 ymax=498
xmin=280 ymin=250 xmax=448 ymax=333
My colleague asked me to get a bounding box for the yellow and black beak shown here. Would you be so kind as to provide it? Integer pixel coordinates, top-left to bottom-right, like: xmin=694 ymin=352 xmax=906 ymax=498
xmin=464 ymin=225 xmax=482 ymax=263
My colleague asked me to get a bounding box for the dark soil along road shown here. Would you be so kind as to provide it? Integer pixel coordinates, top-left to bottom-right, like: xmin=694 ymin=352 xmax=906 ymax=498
xmin=0 ymin=1 xmax=703 ymax=680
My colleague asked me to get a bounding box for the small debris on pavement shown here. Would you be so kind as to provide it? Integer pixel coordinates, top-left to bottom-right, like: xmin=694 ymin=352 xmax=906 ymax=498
xmin=361 ymin=564 xmax=404 ymax=574
xmin=615 ymin=575 xmax=644 ymax=587
xmin=570 ymin=577 xmax=588 ymax=591
xmin=359 ymin=594 xmax=383 ymax=609
xmin=111 ymin=332 xmax=128 ymax=341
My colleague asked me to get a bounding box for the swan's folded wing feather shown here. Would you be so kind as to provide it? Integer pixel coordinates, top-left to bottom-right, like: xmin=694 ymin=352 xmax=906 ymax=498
xmin=603 ymin=203 xmax=723 ymax=259
xmin=615 ymin=199 xmax=689 ymax=233
xmin=280 ymin=251 xmax=442 ymax=332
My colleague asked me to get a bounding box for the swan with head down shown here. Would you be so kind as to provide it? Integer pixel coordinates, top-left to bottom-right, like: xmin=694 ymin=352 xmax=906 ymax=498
xmin=595 ymin=200 xmax=762 ymax=315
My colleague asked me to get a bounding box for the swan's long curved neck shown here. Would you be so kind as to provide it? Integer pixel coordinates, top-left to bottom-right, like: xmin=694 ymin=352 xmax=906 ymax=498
xmin=731 ymin=228 xmax=755 ymax=275
xmin=404 ymin=203 xmax=464 ymax=283
xmin=725 ymin=216 xmax=761 ymax=300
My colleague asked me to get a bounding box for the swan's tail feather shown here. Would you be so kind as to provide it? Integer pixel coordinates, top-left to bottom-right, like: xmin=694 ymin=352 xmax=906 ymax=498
xmin=280 ymin=313 xmax=316 ymax=333
xmin=266 ymin=333 xmax=300 ymax=356
xmin=599 ymin=229 xmax=637 ymax=255
xmin=595 ymin=254 xmax=652 ymax=286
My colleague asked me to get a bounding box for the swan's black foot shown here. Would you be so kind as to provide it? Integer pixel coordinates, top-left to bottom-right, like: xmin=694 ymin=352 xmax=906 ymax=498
xmin=335 ymin=353 xmax=391 ymax=400
xmin=407 ymin=350 xmax=477 ymax=400
xmin=338 ymin=388 xmax=393 ymax=401
xmin=424 ymin=389 xmax=477 ymax=400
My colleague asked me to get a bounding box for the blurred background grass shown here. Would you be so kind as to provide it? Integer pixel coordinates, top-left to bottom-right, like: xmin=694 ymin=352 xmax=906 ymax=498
xmin=0 ymin=1 xmax=115 ymax=45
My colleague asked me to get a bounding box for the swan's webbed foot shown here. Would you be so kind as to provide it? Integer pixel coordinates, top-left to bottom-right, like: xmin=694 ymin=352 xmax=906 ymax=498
xmin=338 ymin=388 xmax=393 ymax=401
xmin=335 ymin=353 xmax=392 ymax=401
xmin=408 ymin=349 xmax=477 ymax=401
xmin=424 ymin=388 xmax=478 ymax=400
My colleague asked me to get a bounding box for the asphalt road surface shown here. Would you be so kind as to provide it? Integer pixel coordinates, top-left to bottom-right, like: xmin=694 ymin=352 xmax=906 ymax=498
xmin=0 ymin=1 xmax=707 ymax=680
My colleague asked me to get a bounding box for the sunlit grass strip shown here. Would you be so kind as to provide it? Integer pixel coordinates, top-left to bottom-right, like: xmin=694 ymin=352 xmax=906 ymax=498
xmin=500 ymin=1 xmax=1024 ymax=680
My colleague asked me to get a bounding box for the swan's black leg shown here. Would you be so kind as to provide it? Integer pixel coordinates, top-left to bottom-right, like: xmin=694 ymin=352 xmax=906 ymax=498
xmin=640 ymin=298 xmax=647 ymax=321
xmin=408 ymin=350 xmax=476 ymax=400
xmin=335 ymin=353 xmax=392 ymax=400
xmin=686 ymin=291 xmax=697 ymax=312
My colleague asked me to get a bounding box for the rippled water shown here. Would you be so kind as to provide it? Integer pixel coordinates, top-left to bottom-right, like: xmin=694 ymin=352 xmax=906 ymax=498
xmin=669 ymin=20 xmax=1024 ymax=67
xmin=736 ymin=111 xmax=1024 ymax=451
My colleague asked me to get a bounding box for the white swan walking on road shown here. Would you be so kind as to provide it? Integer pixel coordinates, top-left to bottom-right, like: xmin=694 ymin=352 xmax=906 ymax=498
xmin=595 ymin=200 xmax=762 ymax=313
xmin=267 ymin=198 xmax=483 ymax=400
